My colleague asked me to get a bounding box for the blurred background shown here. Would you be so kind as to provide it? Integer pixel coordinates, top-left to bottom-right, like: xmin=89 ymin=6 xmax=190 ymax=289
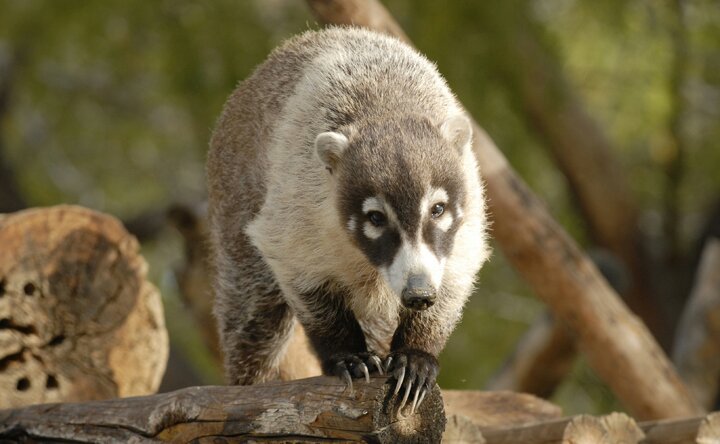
xmin=1 ymin=0 xmax=718 ymax=415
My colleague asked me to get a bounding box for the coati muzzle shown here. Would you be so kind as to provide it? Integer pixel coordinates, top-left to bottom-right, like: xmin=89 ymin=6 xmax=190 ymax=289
xmin=401 ymin=274 xmax=437 ymax=311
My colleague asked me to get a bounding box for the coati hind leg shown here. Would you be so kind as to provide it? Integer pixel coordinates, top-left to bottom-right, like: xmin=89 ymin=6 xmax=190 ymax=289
xmin=212 ymin=239 xmax=295 ymax=385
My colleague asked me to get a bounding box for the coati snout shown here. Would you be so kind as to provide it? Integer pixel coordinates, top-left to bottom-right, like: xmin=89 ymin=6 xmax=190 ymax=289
xmin=401 ymin=274 xmax=436 ymax=310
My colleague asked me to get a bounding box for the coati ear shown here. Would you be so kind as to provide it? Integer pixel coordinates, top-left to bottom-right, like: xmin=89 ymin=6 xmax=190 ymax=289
xmin=441 ymin=114 xmax=473 ymax=154
xmin=315 ymin=131 xmax=349 ymax=174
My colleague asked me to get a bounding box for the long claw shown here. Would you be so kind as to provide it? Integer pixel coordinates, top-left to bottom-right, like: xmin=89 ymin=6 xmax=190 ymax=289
xmin=410 ymin=385 xmax=421 ymax=414
xmin=370 ymin=355 xmax=384 ymax=375
xmin=393 ymin=366 xmax=405 ymax=396
xmin=384 ymin=356 xmax=393 ymax=373
xmin=341 ymin=368 xmax=353 ymax=394
xmin=417 ymin=388 xmax=427 ymax=409
xmin=398 ymin=379 xmax=413 ymax=413
xmin=359 ymin=362 xmax=370 ymax=382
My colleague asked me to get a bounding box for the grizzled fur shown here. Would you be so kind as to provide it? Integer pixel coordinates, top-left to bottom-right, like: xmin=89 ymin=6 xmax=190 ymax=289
xmin=207 ymin=27 xmax=489 ymax=386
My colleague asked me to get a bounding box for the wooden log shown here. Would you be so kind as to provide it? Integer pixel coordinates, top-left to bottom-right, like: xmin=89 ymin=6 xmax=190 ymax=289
xmin=640 ymin=412 xmax=720 ymax=443
xmin=673 ymin=238 xmax=720 ymax=409
xmin=443 ymin=389 xmax=562 ymax=427
xmin=0 ymin=376 xmax=446 ymax=443
xmin=0 ymin=205 xmax=168 ymax=408
xmin=305 ymin=0 xmax=703 ymax=420
xmin=480 ymin=412 xmax=644 ymax=444
xmin=486 ymin=312 xmax=576 ymax=398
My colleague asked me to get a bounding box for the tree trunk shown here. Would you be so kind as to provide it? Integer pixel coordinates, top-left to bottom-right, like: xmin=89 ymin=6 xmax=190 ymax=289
xmin=0 ymin=206 xmax=168 ymax=408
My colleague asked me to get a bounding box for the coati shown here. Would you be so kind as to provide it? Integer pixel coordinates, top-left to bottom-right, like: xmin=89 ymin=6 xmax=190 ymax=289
xmin=207 ymin=27 xmax=489 ymax=412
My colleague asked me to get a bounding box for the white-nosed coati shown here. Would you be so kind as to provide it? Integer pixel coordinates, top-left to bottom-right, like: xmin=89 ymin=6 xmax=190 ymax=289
xmin=207 ymin=27 xmax=490 ymax=414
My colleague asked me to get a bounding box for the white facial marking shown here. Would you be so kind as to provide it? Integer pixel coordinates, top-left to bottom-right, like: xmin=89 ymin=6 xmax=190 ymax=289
xmin=380 ymin=235 xmax=445 ymax=296
xmin=347 ymin=216 xmax=357 ymax=233
xmin=436 ymin=212 xmax=454 ymax=232
xmin=418 ymin=242 xmax=445 ymax=288
xmin=419 ymin=187 xmax=449 ymax=221
xmin=362 ymin=197 xmax=383 ymax=214
xmin=363 ymin=221 xmax=384 ymax=240
xmin=428 ymin=188 xmax=449 ymax=209
xmin=419 ymin=186 xmax=455 ymax=231
xmin=361 ymin=196 xmax=386 ymax=240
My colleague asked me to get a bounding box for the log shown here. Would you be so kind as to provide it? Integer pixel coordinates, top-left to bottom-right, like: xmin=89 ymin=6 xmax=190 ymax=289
xmin=0 ymin=376 xmax=446 ymax=443
xmin=480 ymin=412 xmax=644 ymax=444
xmin=640 ymin=412 xmax=720 ymax=444
xmin=443 ymin=389 xmax=562 ymax=427
xmin=471 ymin=411 xmax=720 ymax=444
xmin=0 ymin=205 xmax=168 ymax=408
xmin=305 ymin=0 xmax=703 ymax=420
xmin=673 ymin=238 xmax=720 ymax=409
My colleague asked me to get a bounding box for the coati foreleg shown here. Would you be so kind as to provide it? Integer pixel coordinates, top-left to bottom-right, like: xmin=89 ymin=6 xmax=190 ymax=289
xmin=294 ymin=283 xmax=385 ymax=391
xmin=386 ymin=308 xmax=453 ymax=414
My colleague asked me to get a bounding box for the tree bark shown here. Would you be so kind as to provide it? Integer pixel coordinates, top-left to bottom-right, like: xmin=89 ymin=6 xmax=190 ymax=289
xmin=0 ymin=205 xmax=168 ymax=408
xmin=0 ymin=376 xmax=446 ymax=443
xmin=305 ymin=0 xmax=703 ymax=420
xmin=673 ymin=238 xmax=720 ymax=409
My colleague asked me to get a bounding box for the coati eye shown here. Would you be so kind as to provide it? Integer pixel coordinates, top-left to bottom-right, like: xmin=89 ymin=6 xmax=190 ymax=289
xmin=367 ymin=211 xmax=387 ymax=227
xmin=431 ymin=203 xmax=445 ymax=219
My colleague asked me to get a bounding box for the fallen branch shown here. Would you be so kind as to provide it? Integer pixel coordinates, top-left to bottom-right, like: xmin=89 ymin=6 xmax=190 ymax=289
xmin=0 ymin=379 xmax=569 ymax=443
xmin=305 ymin=0 xmax=702 ymax=419
xmin=0 ymin=376 xmax=445 ymax=443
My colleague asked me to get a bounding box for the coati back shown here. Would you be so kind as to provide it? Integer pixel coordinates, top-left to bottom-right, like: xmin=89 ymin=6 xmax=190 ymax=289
xmin=207 ymin=27 xmax=489 ymax=411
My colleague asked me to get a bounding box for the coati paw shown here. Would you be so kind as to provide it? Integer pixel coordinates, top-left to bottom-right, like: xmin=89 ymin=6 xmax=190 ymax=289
xmin=327 ymin=352 xmax=385 ymax=394
xmin=385 ymin=349 xmax=439 ymax=416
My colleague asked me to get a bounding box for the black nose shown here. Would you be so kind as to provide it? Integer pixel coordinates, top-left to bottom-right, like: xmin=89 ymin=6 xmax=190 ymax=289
xmin=401 ymin=275 xmax=437 ymax=311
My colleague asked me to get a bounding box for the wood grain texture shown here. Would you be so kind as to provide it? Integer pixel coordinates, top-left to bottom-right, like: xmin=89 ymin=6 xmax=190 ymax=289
xmin=0 ymin=376 xmax=445 ymax=443
xmin=304 ymin=0 xmax=702 ymax=420
xmin=0 ymin=205 xmax=168 ymax=408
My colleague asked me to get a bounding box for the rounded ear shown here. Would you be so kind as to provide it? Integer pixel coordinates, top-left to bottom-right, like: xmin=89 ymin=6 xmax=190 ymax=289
xmin=315 ymin=131 xmax=349 ymax=173
xmin=441 ymin=114 xmax=472 ymax=153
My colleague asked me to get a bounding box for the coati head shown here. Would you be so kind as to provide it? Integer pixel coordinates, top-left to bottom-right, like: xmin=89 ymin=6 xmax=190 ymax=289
xmin=315 ymin=114 xmax=472 ymax=311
